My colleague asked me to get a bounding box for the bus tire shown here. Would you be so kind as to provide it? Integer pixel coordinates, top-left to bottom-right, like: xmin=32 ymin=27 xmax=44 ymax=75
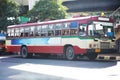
xmin=87 ymin=53 xmax=98 ymax=60
xmin=65 ymin=46 xmax=76 ymax=60
xmin=21 ymin=46 xmax=28 ymax=58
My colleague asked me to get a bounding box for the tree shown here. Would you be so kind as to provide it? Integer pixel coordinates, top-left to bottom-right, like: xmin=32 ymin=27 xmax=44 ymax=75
xmin=27 ymin=0 xmax=68 ymax=22
xmin=0 ymin=0 xmax=20 ymax=31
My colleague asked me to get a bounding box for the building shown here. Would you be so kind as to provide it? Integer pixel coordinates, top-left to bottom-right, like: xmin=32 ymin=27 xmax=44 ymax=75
xmin=15 ymin=0 xmax=38 ymax=10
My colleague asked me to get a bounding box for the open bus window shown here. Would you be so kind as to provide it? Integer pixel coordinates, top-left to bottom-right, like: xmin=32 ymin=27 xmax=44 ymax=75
xmin=30 ymin=26 xmax=35 ymax=37
xmin=11 ymin=28 xmax=14 ymax=37
xmin=62 ymin=29 xmax=69 ymax=35
xmin=20 ymin=28 xmax=24 ymax=37
xmin=88 ymin=24 xmax=94 ymax=36
xmin=55 ymin=30 xmax=61 ymax=36
xmin=48 ymin=24 xmax=54 ymax=36
xmin=70 ymin=22 xmax=78 ymax=35
xmin=41 ymin=25 xmax=48 ymax=37
xmin=35 ymin=26 xmax=41 ymax=36
xmin=70 ymin=29 xmax=77 ymax=35
xmin=24 ymin=27 xmax=29 ymax=37
xmin=79 ymin=24 xmax=87 ymax=36
xmin=7 ymin=29 xmax=11 ymax=37
xmin=62 ymin=23 xmax=70 ymax=36
xmin=55 ymin=24 xmax=62 ymax=36
xmin=15 ymin=28 xmax=20 ymax=37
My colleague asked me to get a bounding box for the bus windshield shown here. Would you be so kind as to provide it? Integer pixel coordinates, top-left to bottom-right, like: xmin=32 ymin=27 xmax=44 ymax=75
xmin=88 ymin=21 xmax=114 ymax=38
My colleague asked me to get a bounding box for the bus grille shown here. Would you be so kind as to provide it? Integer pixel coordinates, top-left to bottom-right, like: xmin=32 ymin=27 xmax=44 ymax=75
xmin=100 ymin=42 xmax=110 ymax=49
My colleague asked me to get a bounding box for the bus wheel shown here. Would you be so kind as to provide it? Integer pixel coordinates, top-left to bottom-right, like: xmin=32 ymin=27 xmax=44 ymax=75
xmin=87 ymin=53 xmax=98 ymax=60
xmin=21 ymin=46 xmax=28 ymax=58
xmin=65 ymin=46 xmax=75 ymax=60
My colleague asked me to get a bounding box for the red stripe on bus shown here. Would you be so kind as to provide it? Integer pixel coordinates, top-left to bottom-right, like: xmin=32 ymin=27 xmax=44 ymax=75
xmin=6 ymin=46 xmax=86 ymax=54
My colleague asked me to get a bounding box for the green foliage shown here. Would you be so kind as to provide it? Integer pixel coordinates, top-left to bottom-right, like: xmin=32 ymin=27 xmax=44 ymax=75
xmin=27 ymin=0 xmax=68 ymax=22
xmin=0 ymin=0 xmax=20 ymax=31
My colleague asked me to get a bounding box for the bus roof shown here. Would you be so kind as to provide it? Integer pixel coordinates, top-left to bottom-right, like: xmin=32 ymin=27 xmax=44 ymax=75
xmin=7 ymin=16 xmax=111 ymax=28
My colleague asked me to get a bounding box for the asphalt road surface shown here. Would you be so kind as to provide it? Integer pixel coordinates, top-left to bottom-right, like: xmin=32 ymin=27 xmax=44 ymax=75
xmin=0 ymin=55 xmax=120 ymax=80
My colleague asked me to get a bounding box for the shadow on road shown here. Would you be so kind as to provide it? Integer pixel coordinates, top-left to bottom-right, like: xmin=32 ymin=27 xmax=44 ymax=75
xmin=0 ymin=55 xmax=117 ymax=69
xmin=0 ymin=55 xmax=118 ymax=80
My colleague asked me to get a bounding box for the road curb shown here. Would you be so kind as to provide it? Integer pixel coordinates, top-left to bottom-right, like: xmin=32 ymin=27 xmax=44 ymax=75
xmin=97 ymin=56 xmax=120 ymax=61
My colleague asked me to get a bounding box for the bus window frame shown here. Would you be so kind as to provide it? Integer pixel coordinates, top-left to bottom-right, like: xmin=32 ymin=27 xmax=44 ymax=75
xmin=29 ymin=26 xmax=35 ymax=37
xmin=35 ymin=25 xmax=41 ymax=37
xmin=20 ymin=27 xmax=24 ymax=37
xmin=62 ymin=22 xmax=70 ymax=36
xmin=41 ymin=25 xmax=48 ymax=37
xmin=14 ymin=28 xmax=20 ymax=38
xmin=24 ymin=27 xmax=30 ymax=37
xmin=48 ymin=24 xmax=55 ymax=37
xmin=78 ymin=23 xmax=87 ymax=37
xmin=55 ymin=23 xmax=62 ymax=36
xmin=69 ymin=21 xmax=78 ymax=36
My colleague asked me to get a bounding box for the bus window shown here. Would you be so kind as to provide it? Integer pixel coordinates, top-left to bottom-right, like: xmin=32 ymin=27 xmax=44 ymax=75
xmin=62 ymin=23 xmax=70 ymax=35
xmin=20 ymin=28 xmax=24 ymax=37
xmin=24 ymin=27 xmax=29 ymax=37
xmin=11 ymin=28 xmax=14 ymax=37
xmin=35 ymin=26 xmax=41 ymax=36
xmin=48 ymin=24 xmax=54 ymax=36
xmin=70 ymin=22 xmax=78 ymax=35
xmin=41 ymin=25 xmax=48 ymax=37
xmin=30 ymin=26 xmax=35 ymax=37
xmin=70 ymin=29 xmax=77 ymax=35
xmin=106 ymin=28 xmax=113 ymax=37
xmin=88 ymin=21 xmax=114 ymax=38
xmin=88 ymin=23 xmax=94 ymax=36
xmin=7 ymin=29 xmax=11 ymax=37
xmin=15 ymin=28 xmax=20 ymax=37
xmin=79 ymin=24 xmax=87 ymax=36
xmin=55 ymin=24 xmax=62 ymax=36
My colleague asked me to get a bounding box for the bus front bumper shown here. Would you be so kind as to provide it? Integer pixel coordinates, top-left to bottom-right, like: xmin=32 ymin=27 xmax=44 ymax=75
xmin=86 ymin=48 xmax=116 ymax=54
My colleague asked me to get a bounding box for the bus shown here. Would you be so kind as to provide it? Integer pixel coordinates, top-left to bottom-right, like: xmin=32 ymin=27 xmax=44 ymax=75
xmin=6 ymin=16 xmax=116 ymax=60
xmin=0 ymin=33 xmax=6 ymax=54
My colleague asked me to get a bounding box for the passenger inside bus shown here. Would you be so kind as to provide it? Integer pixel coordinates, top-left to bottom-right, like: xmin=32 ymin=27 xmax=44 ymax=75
xmin=55 ymin=30 xmax=61 ymax=36
xmin=48 ymin=31 xmax=54 ymax=36
xmin=62 ymin=30 xmax=69 ymax=35
xmin=79 ymin=28 xmax=86 ymax=36
xmin=106 ymin=28 xmax=113 ymax=37
xmin=70 ymin=29 xmax=77 ymax=35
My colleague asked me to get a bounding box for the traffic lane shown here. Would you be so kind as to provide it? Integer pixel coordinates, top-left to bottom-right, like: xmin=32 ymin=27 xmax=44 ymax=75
xmin=0 ymin=55 xmax=118 ymax=68
xmin=0 ymin=55 xmax=119 ymax=80
xmin=0 ymin=56 xmax=74 ymax=80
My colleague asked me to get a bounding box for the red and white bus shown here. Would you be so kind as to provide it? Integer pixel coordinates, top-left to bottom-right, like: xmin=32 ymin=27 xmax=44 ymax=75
xmin=6 ymin=16 xmax=116 ymax=60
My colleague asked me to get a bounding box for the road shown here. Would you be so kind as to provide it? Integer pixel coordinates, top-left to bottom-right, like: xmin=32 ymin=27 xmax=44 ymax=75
xmin=0 ymin=54 xmax=120 ymax=80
